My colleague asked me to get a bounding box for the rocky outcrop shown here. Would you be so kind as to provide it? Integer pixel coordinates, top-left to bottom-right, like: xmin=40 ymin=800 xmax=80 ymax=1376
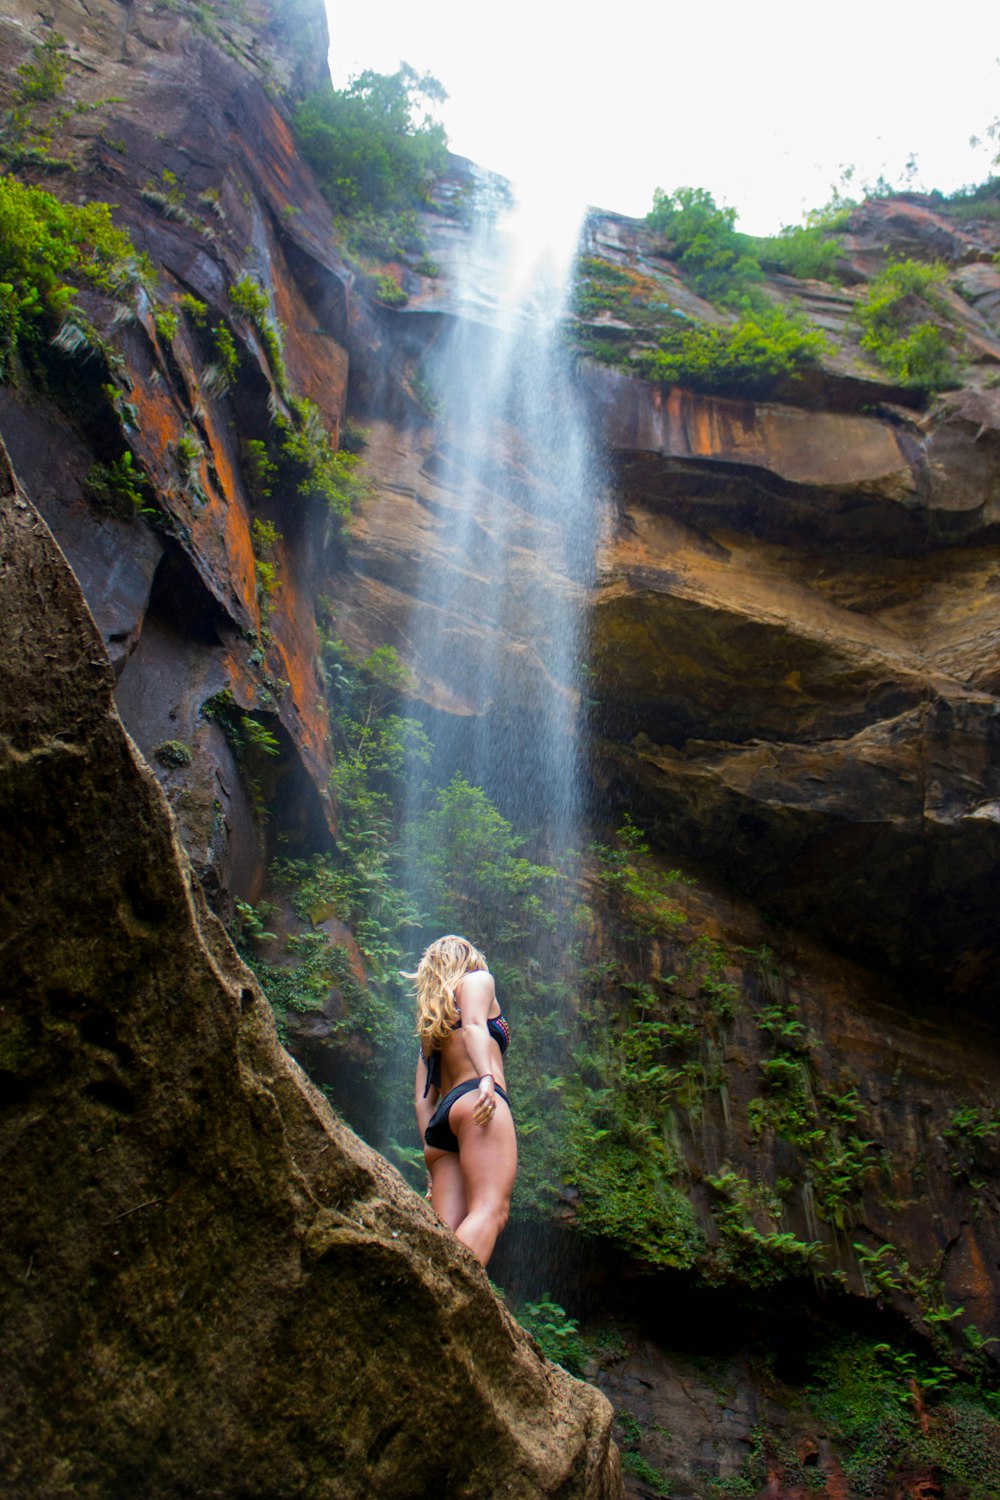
xmin=0 ymin=454 xmax=621 ymax=1498
xmin=0 ymin=0 xmax=363 ymax=910
xmin=588 ymin=371 xmax=1000 ymax=1000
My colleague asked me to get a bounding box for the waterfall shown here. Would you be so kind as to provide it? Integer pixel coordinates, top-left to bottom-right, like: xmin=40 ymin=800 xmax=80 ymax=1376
xmin=383 ymin=174 xmax=608 ymax=1292
xmin=399 ymin=175 xmax=601 ymax=847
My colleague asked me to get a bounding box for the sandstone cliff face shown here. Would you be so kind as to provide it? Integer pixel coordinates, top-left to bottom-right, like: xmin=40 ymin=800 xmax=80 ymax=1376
xmin=0 ymin=455 xmax=620 ymax=1497
xmin=0 ymin=0 xmax=357 ymax=910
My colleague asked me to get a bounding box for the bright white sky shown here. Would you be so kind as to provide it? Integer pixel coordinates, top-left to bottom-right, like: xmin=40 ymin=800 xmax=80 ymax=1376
xmin=324 ymin=0 xmax=999 ymax=238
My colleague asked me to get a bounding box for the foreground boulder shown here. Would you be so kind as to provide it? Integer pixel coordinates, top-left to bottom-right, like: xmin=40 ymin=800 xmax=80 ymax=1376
xmin=0 ymin=452 xmax=620 ymax=1499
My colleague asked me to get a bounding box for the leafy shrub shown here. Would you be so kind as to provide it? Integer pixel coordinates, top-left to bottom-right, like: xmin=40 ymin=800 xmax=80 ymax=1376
xmin=855 ymin=258 xmax=959 ymax=389
xmin=634 ymin=305 xmax=825 ymax=394
xmin=15 ymin=33 xmax=68 ymax=103
xmin=178 ymin=292 xmax=207 ymax=325
xmin=515 ymin=1296 xmax=588 ymax=1376
xmin=276 ymin=396 xmax=370 ymax=518
xmin=228 ymin=274 xmax=287 ymax=392
xmin=0 ymin=174 xmax=152 ymax=378
xmin=251 ymin=517 xmax=281 ymax=607
xmin=294 ymin=65 xmax=448 ymax=217
xmin=408 ymin=773 xmax=561 ymax=946
xmin=647 ymin=185 xmax=762 ymax=307
xmin=1 ymin=34 xmax=70 ymax=163
xmin=591 ymin=816 xmax=685 ymax=936
xmin=82 ymin=451 xmax=152 ymax=520
xmin=370 ymin=269 xmax=408 ymax=307
xmin=621 ymin=1452 xmax=670 ymax=1497
xmin=154 ymin=306 xmax=179 ymax=342
xmin=752 ymin=219 xmax=845 ymax=280
xmin=204 ymin=321 xmax=239 ymax=395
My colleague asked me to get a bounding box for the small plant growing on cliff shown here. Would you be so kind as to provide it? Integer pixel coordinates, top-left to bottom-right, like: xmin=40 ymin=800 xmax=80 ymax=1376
xmin=1 ymin=34 xmax=70 ymax=161
xmin=153 ymin=739 xmax=193 ymax=769
xmin=228 ymin=275 xmax=287 ymax=393
xmin=251 ymin=517 xmax=282 ymax=610
xmin=178 ymin=293 xmax=207 ymax=325
xmin=200 ymin=322 xmax=240 ymax=397
xmin=243 ymin=438 xmax=277 ymax=503
xmin=369 ymin=269 xmax=409 ymax=307
xmin=591 ymin=816 xmax=686 ymax=936
xmin=515 ymin=1297 xmax=588 ymax=1376
xmin=855 ymin=258 xmax=959 ymax=389
xmin=141 ymin=169 xmax=198 ymax=228
xmin=276 ymin=397 xmax=370 ymax=518
xmin=83 ymin=451 xmax=154 ymax=521
xmin=172 ymin=426 xmax=206 ymax=504
xmin=154 ymin=305 xmax=179 ymax=343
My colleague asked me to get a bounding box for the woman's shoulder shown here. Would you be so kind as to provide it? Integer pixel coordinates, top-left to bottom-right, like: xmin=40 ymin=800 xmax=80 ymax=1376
xmin=454 ymin=969 xmax=495 ymax=1005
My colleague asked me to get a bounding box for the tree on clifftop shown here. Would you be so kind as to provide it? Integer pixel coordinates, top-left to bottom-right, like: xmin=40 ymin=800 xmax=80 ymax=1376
xmin=294 ymin=64 xmax=449 ymax=216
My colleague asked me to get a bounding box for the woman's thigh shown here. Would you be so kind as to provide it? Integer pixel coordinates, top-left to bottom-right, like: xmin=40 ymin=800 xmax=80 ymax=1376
xmin=451 ymin=1093 xmax=517 ymax=1203
xmin=426 ymin=1149 xmax=466 ymax=1229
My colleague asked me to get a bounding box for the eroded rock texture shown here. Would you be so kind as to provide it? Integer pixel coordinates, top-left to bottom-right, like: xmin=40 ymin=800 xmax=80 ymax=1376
xmin=590 ymin=370 xmax=1000 ymax=998
xmin=0 ymin=0 xmax=359 ymax=911
xmin=0 ymin=459 xmax=620 ymax=1498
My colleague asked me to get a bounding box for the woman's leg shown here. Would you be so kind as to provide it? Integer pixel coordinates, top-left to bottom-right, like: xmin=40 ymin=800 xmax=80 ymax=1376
xmin=425 ymin=1147 xmax=467 ymax=1230
xmin=450 ymin=1093 xmax=517 ymax=1266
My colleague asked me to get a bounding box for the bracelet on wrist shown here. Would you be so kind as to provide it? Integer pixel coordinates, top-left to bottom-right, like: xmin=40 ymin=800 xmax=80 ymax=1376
xmin=480 ymin=1073 xmax=494 ymax=1085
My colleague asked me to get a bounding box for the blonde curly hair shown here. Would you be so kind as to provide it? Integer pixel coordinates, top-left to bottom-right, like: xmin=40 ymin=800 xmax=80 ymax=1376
xmin=406 ymin=934 xmax=488 ymax=1051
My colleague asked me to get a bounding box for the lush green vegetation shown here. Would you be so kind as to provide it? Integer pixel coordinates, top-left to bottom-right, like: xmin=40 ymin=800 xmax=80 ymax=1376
xmin=82 ymin=451 xmax=153 ymax=521
xmin=647 ymin=184 xmax=850 ymax=299
xmin=274 ymin=397 xmax=370 ymax=518
xmin=632 ymin=306 xmax=825 ymax=394
xmin=751 ymin=216 xmax=848 ymax=280
xmin=855 ymin=257 xmax=960 ymax=388
xmin=575 ymin=177 xmax=972 ymax=396
xmin=647 ymin=186 xmax=764 ymax=307
xmin=0 ymin=173 xmax=152 ymax=378
xmin=295 ymin=65 xmax=447 ymax=217
xmin=572 ymin=186 xmax=830 ymax=393
xmin=294 ymin=65 xmax=449 ymax=266
xmin=807 ymin=1336 xmax=1000 ymax=1498
xmin=514 ymin=1295 xmax=588 ymax=1377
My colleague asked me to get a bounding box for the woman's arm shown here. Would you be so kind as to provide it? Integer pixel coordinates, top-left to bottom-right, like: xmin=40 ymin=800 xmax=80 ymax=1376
xmin=415 ymin=1052 xmax=436 ymax=1141
xmin=454 ymin=971 xmax=499 ymax=1125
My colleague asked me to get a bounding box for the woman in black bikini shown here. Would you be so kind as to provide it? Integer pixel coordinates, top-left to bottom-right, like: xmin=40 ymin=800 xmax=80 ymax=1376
xmin=410 ymin=934 xmax=516 ymax=1267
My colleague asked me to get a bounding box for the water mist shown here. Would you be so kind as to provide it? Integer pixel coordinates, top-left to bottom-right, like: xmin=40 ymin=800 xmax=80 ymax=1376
xmin=374 ymin=172 xmax=608 ymax=1297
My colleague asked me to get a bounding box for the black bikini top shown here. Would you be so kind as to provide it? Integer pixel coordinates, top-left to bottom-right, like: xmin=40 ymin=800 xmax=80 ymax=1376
xmin=422 ymin=1010 xmax=510 ymax=1097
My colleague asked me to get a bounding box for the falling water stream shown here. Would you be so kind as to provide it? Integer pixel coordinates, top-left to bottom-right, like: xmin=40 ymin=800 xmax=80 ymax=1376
xmin=399 ymin=177 xmax=602 ymax=845
xmin=385 ymin=175 xmax=608 ymax=1295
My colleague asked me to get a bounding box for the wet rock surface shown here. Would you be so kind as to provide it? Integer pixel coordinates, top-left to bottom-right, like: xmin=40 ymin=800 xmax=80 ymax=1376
xmin=0 ymin=457 xmax=621 ymax=1498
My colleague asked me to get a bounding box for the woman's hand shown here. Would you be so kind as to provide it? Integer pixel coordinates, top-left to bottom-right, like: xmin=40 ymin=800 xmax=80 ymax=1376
xmin=472 ymin=1072 xmax=497 ymax=1125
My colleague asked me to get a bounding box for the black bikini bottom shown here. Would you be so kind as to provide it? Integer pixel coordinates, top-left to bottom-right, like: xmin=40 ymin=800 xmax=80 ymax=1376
xmin=425 ymin=1079 xmax=511 ymax=1154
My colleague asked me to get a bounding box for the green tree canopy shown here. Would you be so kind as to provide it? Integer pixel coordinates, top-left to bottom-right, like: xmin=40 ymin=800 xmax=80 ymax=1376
xmin=294 ymin=64 xmax=449 ymax=216
xmin=646 ymin=185 xmax=762 ymax=306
